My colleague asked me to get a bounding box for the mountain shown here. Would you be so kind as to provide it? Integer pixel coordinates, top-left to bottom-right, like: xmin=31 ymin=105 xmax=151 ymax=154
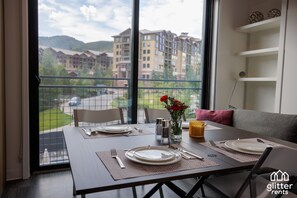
xmin=39 ymin=35 xmax=113 ymax=52
xmin=39 ymin=35 xmax=84 ymax=50
xmin=72 ymin=41 xmax=113 ymax=52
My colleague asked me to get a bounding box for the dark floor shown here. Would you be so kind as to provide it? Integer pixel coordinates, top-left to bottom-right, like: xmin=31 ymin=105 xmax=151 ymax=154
xmin=2 ymin=169 xmax=221 ymax=198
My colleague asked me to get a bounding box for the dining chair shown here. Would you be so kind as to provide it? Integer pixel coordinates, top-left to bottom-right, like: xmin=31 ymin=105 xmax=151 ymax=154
xmin=205 ymin=146 xmax=297 ymax=198
xmin=73 ymin=108 xmax=124 ymax=127
xmin=144 ymin=108 xmax=186 ymax=123
xmin=73 ymin=108 xmax=164 ymax=198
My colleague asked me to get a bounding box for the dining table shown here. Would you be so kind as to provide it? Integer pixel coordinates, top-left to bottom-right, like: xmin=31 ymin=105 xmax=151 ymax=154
xmin=63 ymin=121 xmax=297 ymax=198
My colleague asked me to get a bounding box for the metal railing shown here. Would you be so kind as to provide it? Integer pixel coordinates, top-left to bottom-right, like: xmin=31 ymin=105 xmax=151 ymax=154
xmin=38 ymin=76 xmax=201 ymax=166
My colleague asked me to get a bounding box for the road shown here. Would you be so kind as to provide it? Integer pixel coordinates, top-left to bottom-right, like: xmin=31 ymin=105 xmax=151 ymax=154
xmin=61 ymin=89 xmax=126 ymax=115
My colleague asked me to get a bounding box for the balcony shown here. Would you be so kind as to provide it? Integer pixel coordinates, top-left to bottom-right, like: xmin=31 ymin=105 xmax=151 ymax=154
xmin=38 ymin=76 xmax=201 ymax=166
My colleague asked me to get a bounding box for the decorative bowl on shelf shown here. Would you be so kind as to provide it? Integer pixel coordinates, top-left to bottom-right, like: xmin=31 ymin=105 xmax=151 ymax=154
xmin=248 ymin=11 xmax=264 ymax=24
xmin=267 ymin=8 xmax=281 ymax=18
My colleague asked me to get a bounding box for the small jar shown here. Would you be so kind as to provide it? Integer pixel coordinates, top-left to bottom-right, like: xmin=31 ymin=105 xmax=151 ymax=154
xmin=155 ymin=118 xmax=164 ymax=141
xmin=161 ymin=120 xmax=170 ymax=144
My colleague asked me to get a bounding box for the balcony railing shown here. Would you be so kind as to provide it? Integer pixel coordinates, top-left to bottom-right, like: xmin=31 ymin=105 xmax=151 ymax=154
xmin=38 ymin=76 xmax=201 ymax=166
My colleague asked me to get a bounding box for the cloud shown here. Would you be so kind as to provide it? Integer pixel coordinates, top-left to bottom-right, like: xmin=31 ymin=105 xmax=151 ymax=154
xmin=38 ymin=0 xmax=204 ymax=42
xmin=80 ymin=5 xmax=97 ymax=21
xmin=140 ymin=0 xmax=203 ymax=38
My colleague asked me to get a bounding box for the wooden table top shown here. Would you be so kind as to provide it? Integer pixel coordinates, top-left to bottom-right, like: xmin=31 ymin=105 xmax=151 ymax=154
xmin=63 ymin=121 xmax=297 ymax=196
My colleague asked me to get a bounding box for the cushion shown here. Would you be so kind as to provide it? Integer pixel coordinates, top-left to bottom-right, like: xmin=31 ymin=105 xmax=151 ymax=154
xmin=233 ymin=109 xmax=297 ymax=143
xmin=195 ymin=109 xmax=233 ymax=126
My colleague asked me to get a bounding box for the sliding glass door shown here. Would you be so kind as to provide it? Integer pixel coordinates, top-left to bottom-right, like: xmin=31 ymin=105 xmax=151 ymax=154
xmin=29 ymin=0 xmax=212 ymax=171
xmin=137 ymin=0 xmax=204 ymax=119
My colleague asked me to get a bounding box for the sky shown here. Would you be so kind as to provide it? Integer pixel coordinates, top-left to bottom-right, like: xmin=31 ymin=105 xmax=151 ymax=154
xmin=38 ymin=0 xmax=204 ymax=43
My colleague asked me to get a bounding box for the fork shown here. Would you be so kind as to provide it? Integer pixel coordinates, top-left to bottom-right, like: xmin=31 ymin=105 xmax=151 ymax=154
xmin=111 ymin=149 xmax=125 ymax=169
xmin=81 ymin=128 xmax=92 ymax=136
xmin=177 ymin=148 xmax=193 ymax=159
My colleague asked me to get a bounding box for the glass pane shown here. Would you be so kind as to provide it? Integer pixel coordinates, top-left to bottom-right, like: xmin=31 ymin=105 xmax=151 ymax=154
xmin=138 ymin=0 xmax=204 ymax=122
xmin=38 ymin=0 xmax=132 ymax=166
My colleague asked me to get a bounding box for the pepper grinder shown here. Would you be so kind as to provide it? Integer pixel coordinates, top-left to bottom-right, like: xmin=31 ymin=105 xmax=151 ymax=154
xmin=161 ymin=120 xmax=170 ymax=144
xmin=155 ymin=118 xmax=164 ymax=141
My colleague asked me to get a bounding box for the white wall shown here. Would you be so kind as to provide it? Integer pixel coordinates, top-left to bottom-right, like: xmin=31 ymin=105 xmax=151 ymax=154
xmin=214 ymin=0 xmax=247 ymax=110
xmin=4 ymin=0 xmax=24 ymax=180
xmin=0 ymin=0 xmax=5 ymax=192
xmin=280 ymin=0 xmax=297 ymax=114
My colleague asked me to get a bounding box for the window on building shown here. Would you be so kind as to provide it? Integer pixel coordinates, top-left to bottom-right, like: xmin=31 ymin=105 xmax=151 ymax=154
xmin=147 ymin=49 xmax=150 ymax=54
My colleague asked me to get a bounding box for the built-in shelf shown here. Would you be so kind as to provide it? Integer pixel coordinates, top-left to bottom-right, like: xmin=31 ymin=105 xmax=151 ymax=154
xmin=238 ymin=77 xmax=277 ymax=82
xmin=238 ymin=47 xmax=279 ymax=57
xmin=236 ymin=17 xmax=281 ymax=33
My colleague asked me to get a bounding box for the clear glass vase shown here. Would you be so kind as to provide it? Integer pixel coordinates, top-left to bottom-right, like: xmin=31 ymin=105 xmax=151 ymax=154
xmin=170 ymin=119 xmax=183 ymax=143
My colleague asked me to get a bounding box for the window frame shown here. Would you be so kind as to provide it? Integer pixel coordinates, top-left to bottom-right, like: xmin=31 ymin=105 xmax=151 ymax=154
xmin=29 ymin=0 xmax=214 ymax=172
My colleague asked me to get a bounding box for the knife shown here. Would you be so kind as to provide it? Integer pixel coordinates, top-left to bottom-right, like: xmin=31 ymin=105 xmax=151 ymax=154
xmin=179 ymin=148 xmax=204 ymax=160
xmin=168 ymin=145 xmax=191 ymax=159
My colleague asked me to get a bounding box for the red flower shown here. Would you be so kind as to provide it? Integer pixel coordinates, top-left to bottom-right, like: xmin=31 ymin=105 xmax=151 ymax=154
xmin=160 ymin=95 xmax=188 ymax=121
xmin=170 ymin=106 xmax=182 ymax=111
xmin=183 ymin=105 xmax=189 ymax=110
xmin=160 ymin=95 xmax=168 ymax=102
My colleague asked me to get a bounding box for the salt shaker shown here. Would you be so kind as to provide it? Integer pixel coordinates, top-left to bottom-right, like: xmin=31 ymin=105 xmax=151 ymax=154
xmin=161 ymin=120 xmax=170 ymax=144
xmin=155 ymin=118 xmax=164 ymax=141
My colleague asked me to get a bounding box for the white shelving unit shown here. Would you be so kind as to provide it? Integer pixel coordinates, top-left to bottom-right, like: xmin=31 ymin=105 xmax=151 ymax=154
xmin=238 ymin=77 xmax=277 ymax=82
xmin=236 ymin=7 xmax=285 ymax=113
xmin=236 ymin=17 xmax=281 ymax=33
xmin=238 ymin=47 xmax=279 ymax=57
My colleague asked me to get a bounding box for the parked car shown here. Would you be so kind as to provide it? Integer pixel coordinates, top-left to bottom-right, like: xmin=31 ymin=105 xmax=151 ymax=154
xmin=96 ymin=84 xmax=108 ymax=95
xmin=68 ymin=97 xmax=81 ymax=106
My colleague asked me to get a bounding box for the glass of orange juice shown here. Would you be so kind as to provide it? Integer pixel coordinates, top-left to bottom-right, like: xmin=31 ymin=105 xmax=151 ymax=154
xmin=189 ymin=120 xmax=205 ymax=138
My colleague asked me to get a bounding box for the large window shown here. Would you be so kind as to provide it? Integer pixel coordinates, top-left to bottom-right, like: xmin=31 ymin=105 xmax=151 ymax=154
xmin=29 ymin=0 xmax=213 ymax=171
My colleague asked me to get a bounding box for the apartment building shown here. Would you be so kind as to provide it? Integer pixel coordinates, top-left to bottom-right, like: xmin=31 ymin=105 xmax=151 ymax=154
xmin=39 ymin=46 xmax=113 ymax=75
xmin=112 ymin=28 xmax=201 ymax=85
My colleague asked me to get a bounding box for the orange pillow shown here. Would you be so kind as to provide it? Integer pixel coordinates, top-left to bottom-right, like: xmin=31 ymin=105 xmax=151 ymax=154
xmin=195 ymin=109 xmax=233 ymax=126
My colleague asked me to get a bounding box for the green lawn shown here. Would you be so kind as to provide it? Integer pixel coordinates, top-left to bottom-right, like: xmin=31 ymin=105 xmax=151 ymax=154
xmin=39 ymin=108 xmax=72 ymax=131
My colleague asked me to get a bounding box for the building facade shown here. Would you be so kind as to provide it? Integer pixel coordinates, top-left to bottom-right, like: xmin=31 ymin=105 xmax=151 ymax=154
xmin=39 ymin=46 xmax=113 ymax=75
xmin=112 ymin=28 xmax=201 ymax=86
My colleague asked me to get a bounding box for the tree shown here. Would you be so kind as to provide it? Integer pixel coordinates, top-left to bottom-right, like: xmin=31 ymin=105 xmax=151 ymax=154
xmin=93 ymin=64 xmax=113 ymax=86
xmin=163 ymin=64 xmax=174 ymax=80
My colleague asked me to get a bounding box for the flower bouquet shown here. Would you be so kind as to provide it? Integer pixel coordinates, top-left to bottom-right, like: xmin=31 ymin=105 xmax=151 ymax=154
xmin=160 ymin=95 xmax=188 ymax=143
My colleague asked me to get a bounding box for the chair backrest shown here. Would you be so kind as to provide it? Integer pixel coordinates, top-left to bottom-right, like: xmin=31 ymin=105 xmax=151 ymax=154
xmin=235 ymin=146 xmax=297 ymax=198
xmin=73 ymin=108 xmax=124 ymax=127
xmin=261 ymin=146 xmax=297 ymax=175
xmin=144 ymin=108 xmax=171 ymax=123
xmin=144 ymin=108 xmax=187 ymax=123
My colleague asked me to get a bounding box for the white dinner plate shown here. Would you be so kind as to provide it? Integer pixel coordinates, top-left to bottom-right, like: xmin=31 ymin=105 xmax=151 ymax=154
xmin=125 ymin=146 xmax=182 ymax=165
xmin=96 ymin=126 xmax=132 ymax=134
xmin=133 ymin=147 xmax=175 ymax=162
xmin=232 ymin=139 xmax=268 ymax=152
xmin=225 ymin=140 xmax=262 ymax=155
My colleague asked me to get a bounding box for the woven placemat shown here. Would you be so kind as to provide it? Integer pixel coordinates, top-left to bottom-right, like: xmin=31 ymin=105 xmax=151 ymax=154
xmin=201 ymin=138 xmax=281 ymax=163
xmin=96 ymin=149 xmax=219 ymax=180
xmin=79 ymin=127 xmax=154 ymax=139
